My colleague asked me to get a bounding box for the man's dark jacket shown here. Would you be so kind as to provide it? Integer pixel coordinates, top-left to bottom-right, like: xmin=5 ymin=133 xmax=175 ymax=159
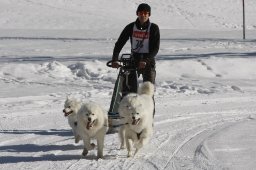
xmin=112 ymin=18 xmax=160 ymax=65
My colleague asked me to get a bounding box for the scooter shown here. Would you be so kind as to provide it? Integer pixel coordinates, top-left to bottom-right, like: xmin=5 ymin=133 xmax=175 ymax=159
xmin=106 ymin=53 xmax=138 ymax=133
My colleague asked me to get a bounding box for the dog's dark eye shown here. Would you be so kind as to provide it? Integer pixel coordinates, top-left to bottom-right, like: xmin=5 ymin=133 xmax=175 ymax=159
xmin=68 ymin=106 xmax=71 ymax=108
xmin=136 ymin=113 xmax=139 ymax=115
xmin=91 ymin=113 xmax=95 ymax=115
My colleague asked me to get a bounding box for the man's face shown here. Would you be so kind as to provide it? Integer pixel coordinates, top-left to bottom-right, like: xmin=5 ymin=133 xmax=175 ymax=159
xmin=137 ymin=11 xmax=150 ymax=24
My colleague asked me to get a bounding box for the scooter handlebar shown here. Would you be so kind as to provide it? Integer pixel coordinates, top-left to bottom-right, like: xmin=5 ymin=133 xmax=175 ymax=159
xmin=106 ymin=60 xmax=121 ymax=68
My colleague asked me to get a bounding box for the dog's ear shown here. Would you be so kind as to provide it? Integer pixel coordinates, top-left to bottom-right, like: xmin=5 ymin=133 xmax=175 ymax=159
xmin=66 ymin=94 xmax=71 ymax=100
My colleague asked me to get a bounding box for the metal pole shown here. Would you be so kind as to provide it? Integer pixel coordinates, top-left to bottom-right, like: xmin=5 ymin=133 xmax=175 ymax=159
xmin=242 ymin=0 xmax=245 ymax=39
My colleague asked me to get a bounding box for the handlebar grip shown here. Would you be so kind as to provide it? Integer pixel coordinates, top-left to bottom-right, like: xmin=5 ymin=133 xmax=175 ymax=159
xmin=106 ymin=60 xmax=121 ymax=68
xmin=106 ymin=60 xmax=113 ymax=67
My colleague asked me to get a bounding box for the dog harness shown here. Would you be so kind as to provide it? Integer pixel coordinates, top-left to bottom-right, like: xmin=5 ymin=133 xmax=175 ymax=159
xmin=137 ymin=130 xmax=143 ymax=140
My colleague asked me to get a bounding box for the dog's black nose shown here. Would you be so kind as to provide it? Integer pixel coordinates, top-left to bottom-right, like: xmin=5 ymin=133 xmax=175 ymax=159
xmin=63 ymin=109 xmax=65 ymax=113
xmin=88 ymin=117 xmax=91 ymax=122
xmin=132 ymin=116 xmax=135 ymax=120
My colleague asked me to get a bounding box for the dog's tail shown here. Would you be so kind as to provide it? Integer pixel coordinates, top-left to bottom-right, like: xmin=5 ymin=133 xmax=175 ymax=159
xmin=138 ymin=81 xmax=154 ymax=97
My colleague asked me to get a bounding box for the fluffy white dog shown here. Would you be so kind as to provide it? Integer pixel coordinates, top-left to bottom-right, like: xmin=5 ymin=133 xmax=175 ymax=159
xmin=77 ymin=102 xmax=108 ymax=159
xmin=118 ymin=81 xmax=154 ymax=157
xmin=63 ymin=97 xmax=81 ymax=143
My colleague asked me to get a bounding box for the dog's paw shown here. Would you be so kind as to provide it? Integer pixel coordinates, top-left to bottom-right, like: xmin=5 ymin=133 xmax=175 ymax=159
xmin=120 ymin=144 xmax=126 ymax=149
xmin=120 ymin=146 xmax=126 ymax=149
xmin=134 ymin=148 xmax=139 ymax=156
xmin=134 ymin=142 xmax=143 ymax=149
xmin=75 ymin=136 xmax=80 ymax=143
xmin=90 ymin=143 xmax=96 ymax=150
xmin=82 ymin=148 xmax=88 ymax=156
xmin=127 ymin=151 xmax=132 ymax=158
xmin=97 ymin=154 xmax=103 ymax=159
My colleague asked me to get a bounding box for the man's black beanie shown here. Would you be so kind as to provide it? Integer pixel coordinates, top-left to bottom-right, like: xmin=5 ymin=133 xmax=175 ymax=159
xmin=136 ymin=3 xmax=151 ymax=16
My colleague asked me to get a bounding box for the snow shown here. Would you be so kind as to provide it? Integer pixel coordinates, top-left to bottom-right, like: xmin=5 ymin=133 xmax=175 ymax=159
xmin=0 ymin=0 xmax=256 ymax=169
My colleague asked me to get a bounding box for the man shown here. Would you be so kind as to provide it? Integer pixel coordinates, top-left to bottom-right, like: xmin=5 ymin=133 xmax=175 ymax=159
xmin=111 ymin=3 xmax=160 ymax=95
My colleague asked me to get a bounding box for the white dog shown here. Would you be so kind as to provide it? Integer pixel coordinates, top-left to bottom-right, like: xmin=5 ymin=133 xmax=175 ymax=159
xmin=63 ymin=97 xmax=82 ymax=143
xmin=118 ymin=81 xmax=154 ymax=157
xmin=77 ymin=102 xmax=108 ymax=159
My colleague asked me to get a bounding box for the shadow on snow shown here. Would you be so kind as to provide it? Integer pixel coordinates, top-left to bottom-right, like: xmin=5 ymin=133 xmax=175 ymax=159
xmin=0 ymin=129 xmax=72 ymax=137
xmin=159 ymin=51 xmax=256 ymax=60
xmin=0 ymin=143 xmax=82 ymax=153
xmin=0 ymin=154 xmax=84 ymax=164
xmin=0 ymin=51 xmax=255 ymax=63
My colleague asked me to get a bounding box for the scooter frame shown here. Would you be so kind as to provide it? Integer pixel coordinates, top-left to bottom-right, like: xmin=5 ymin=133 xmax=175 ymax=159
xmin=106 ymin=54 xmax=138 ymax=131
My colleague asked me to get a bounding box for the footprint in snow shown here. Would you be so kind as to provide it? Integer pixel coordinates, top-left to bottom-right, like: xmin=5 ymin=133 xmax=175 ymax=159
xmin=215 ymin=74 xmax=222 ymax=77
xmin=231 ymin=85 xmax=243 ymax=92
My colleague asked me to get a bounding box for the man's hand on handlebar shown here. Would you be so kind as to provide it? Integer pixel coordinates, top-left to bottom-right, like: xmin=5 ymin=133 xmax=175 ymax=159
xmin=112 ymin=61 xmax=120 ymax=68
xmin=138 ymin=60 xmax=147 ymax=69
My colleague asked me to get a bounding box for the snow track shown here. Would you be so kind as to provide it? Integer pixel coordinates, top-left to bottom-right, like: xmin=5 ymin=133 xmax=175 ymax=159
xmin=2 ymin=93 xmax=255 ymax=169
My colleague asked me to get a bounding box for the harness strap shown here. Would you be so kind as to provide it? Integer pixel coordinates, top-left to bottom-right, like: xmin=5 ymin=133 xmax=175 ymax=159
xmin=137 ymin=130 xmax=143 ymax=140
xmin=104 ymin=123 xmax=128 ymax=128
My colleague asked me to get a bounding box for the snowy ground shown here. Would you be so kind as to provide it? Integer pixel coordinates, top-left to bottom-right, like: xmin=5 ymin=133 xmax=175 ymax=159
xmin=0 ymin=0 xmax=256 ymax=170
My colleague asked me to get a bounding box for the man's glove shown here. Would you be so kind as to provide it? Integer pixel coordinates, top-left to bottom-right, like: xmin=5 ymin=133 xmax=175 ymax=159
xmin=112 ymin=61 xmax=120 ymax=68
xmin=138 ymin=60 xmax=147 ymax=69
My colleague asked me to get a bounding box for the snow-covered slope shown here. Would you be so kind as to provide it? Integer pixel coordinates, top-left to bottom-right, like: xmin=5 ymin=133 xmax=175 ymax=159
xmin=0 ymin=0 xmax=256 ymax=30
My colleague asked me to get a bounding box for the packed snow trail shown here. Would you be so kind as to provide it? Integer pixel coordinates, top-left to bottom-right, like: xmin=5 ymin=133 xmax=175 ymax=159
xmin=1 ymin=92 xmax=256 ymax=169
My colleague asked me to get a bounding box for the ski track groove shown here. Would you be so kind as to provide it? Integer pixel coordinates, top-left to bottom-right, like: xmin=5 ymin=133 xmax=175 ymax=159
xmin=161 ymin=127 xmax=212 ymax=169
xmin=162 ymin=116 xmax=248 ymax=169
xmin=101 ymin=115 xmax=202 ymax=169
xmin=66 ymin=159 xmax=82 ymax=170
xmin=151 ymin=109 xmax=249 ymax=169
